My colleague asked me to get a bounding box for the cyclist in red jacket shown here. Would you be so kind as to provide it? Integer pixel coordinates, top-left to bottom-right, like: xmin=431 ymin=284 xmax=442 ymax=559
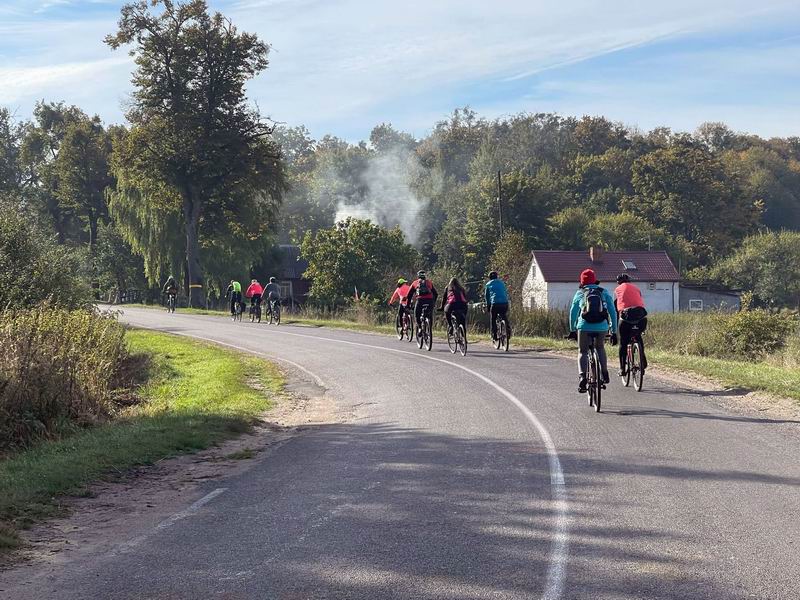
xmin=389 ymin=278 xmax=412 ymax=325
xmin=405 ymin=271 xmax=438 ymax=332
xmin=245 ymin=279 xmax=264 ymax=312
xmin=614 ymin=273 xmax=648 ymax=376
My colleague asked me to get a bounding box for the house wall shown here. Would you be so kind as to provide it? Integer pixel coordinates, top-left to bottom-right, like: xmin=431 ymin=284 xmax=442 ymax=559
xmin=526 ymin=279 xmax=678 ymax=313
xmin=522 ymin=260 xmax=548 ymax=309
xmin=679 ymin=287 xmax=740 ymax=312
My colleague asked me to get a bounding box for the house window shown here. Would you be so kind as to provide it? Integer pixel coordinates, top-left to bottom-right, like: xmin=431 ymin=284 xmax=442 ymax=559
xmin=622 ymin=260 xmax=637 ymax=271
xmin=279 ymin=281 xmax=292 ymax=299
xmin=689 ymin=299 xmax=703 ymax=312
xmin=648 ymin=282 xmax=656 ymax=290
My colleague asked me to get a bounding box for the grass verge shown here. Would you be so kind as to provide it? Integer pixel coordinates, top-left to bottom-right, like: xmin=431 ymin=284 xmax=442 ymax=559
xmin=0 ymin=329 xmax=283 ymax=550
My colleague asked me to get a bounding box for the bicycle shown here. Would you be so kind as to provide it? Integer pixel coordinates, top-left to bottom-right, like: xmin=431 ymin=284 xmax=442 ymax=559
xmin=415 ymin=305 xmax=433 ymax=351
xmin=445 ymin=311 xmax=468 ymax=356
xmin=249 ymin=300 xmax=261 ymax=323
xmin=621 ymin=323 xmax=645 ymax=392
xmin=586 ymin=333 xmax=606 ymax=413
xmin=231 ymin=300 xmax=244 ymax=322
xmin=267 ymin=298 xmax=281 ymax=325
xmin=166 ymin=293 xmax=176 ymax=313
xmin=492 ymin=309 xmax=510 ymax=352
xmin=395 ymin=307 xmax=414 ymax=342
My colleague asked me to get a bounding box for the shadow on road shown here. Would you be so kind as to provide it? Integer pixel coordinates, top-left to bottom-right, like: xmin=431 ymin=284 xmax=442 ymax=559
xmin=605 ymin=405 xmax=800 ymax=425
xmin=78 ymin=423 xmax=763 ymax=600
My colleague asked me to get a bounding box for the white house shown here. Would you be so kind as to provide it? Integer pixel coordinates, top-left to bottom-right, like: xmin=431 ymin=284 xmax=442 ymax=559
xmin=522 ymin=248 xmax=681 ymax=313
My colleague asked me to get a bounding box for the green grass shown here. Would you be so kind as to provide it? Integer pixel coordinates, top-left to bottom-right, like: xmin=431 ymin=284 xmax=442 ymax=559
xmin=0 ymin=329 xmax=283 ymax=549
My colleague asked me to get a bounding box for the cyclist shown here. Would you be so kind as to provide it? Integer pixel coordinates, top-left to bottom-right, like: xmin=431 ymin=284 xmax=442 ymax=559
xmin=440 ymin=277 xmax=468 ymax=335
xmin=484 ymin=271 xmax=510 ymax=341
xmin=614 ymin=273 xmax=648 ymax=376
xmin=225 ymin=279 xmax=243 ymax=316
xmin=264 ymin=276 xmax=281 ymax=317
xmin=162 ymin=275 xmax=178 ymax=305
xmin=406 ymin=271 xmax=438 ymax=333
xmin=569 ymin=269 xmax=618 ymax=393
xmin=389 ymin=278 xmax=412 ymax=325
xmin=245 ymin=279 xmax=263 ymax=314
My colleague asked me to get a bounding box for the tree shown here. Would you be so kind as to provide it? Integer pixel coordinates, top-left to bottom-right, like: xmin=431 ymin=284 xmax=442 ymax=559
xmin=106 ymin=0 xmax=285 ymax=305
xmin=0 ymin=108 xmax=25 ymax=196
xmin=488 ymin=230 xmax=529 ymax=306
xmin=0 ymin=200 xmax=88 ymax=308
xmin=711 ymin=231 xmax=800 ymax=308
xmin=300 ymin=218 xmax=420 ymax=305
xmin=585 ymin=212 xmax=669 ymax=252
xmin=625 ymin=143 xmax=760 ymax=266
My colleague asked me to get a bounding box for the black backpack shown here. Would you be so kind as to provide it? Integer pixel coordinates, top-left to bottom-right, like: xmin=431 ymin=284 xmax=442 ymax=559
xmin=581 ymin=287 xmax=609 ymax=324
xmin=417 ymin=279 xmax=430 ymax=296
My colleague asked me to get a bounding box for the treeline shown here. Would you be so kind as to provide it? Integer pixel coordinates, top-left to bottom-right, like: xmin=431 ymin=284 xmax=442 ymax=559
xmin=2 ymin=0 xmax=800 ymax=309
xmin=277 ymin=111 xmax=800 ymax=307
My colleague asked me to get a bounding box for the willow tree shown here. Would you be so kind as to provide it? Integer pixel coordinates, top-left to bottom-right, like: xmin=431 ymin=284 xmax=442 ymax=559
xmin=106 ymin=0 xmax=285 ymax=305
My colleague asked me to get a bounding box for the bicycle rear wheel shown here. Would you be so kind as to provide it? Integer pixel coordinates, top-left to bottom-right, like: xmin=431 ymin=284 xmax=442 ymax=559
xmin=501 ymin=319 xmax=509 ymax=352
xmin=459 ymin=324 xmax=467 ymax=356
xmin=424 ymin=318 xmax=433 ymax=351
xmin=632 ymin=340 xmax=644 ymax=392
xmin=594 ymin=352 xmax=602 ymax=412
xmin=405 ymin=316 xmax=414 ymax=342
xmin=447 ymin=319 xmax=456 ymax=354
xmin=396 ymin=314 xmax=404 ymax=339
xmin=493 ymin=317 xmax=502 ymax=350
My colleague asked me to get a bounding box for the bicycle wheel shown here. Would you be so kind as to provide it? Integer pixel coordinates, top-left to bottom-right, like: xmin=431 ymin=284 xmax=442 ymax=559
xmin=501 ymin=319 xmax=510 ymax=352
xmin=632 ymin=340 xmax=644 ymax=392
xmin=404 ymin=315 xmax=413 ymax=342
xmin=447 ymin=319 xmax=456 ymax=354
xmin=274 ymin=305 xmax=281 ymax=325
xmin=459 ymin=324 xmax=467 ymax=357
xmin=249 ymin=306 xmax=255 ymax=322
xmin=594 ymin=352 xmax=602 ymax=412
xmin=587 ymin=349 xmax=596 ymax=407
xmin=622 ymin=346 xmax=632 ymax=387
xmin=493 ymin=317 xmax=502 ymax=349
xmin=396 ymin=314 xmax=404 ymax=339
xmin=416 ymin=320 xmax=424 ymax=348
xmin=424 ymin=318 xmax=433 ymax=351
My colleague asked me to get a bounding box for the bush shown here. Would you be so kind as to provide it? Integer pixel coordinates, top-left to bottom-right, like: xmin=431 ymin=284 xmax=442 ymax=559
xmin=0 ymin=201 xmax=89 ymax=308
xmin=0 ymin=307 xmax=130 ymax=451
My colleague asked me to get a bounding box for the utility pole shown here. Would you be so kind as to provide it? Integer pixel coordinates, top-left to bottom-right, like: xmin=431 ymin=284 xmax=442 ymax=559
xmin=497 ymin=169 xmax=504 ymax=236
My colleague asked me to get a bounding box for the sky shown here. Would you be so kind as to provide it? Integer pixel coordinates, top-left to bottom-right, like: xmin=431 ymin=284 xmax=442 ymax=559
xmin=1 ymin=0 xmax=799 ymax=141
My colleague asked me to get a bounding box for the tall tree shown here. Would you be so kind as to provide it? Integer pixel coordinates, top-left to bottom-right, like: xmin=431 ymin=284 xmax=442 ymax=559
xmin=106 ymin=0 xmax=285 ymax=305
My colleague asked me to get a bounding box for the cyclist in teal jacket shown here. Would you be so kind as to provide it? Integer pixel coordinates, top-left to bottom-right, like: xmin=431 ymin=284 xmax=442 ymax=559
xmin=569 ymin=269 xmax=618 ymax=393
xmin=484 ymin=271 xmax=510 ymax=341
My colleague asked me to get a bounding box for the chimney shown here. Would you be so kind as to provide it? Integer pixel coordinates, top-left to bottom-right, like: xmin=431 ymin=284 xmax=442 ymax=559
xmin=589 ymin=246 xmax=604 ymax=263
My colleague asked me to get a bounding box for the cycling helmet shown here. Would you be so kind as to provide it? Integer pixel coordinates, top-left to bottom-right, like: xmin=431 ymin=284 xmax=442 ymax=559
xmin=616 ymin=273 xmax=631 ymax=284
xmin=397 ymin=278 xmax=407 ymax=285
xmin=251 ymin=279 xmax=258 ymax=284
xmin=417 ymin=270 xmax=426 ymax=279
xmin=269 ymin=277 xmax=276 ymax=283
xmin=488 ymin=271 xmax=498 ymax=280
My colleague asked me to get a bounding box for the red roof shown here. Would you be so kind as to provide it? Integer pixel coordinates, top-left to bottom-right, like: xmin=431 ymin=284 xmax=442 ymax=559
xmin=531 ymin=250 xmax=680 ymax=283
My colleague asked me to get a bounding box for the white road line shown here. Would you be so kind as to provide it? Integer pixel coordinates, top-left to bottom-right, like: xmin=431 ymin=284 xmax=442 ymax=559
xmin=131 ymin=316 xmax=570 ymax=600
xmin=154 ymin=487 xmax=227 ymax=531
xmin=116 ymin=488 xmax=227 ymax=554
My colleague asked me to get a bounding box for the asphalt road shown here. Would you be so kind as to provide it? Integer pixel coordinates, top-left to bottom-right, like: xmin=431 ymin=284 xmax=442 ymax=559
xmin=5 ymin=307 xmax=800 ymax=599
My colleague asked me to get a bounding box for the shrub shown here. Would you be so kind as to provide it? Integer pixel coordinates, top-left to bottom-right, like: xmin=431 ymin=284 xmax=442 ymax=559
xmin=0 ymin=307 xmax=130 ymax=451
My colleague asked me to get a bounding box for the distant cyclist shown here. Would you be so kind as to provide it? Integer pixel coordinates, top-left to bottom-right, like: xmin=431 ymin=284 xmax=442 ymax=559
xmin=162 ymin=275 xmax=178 ymax=304
xmin=484 ymin=271 xmax=510 ymax=341
xmin=225 ymin=279 xmax=242 ymax=316
xmin=406 ymin=271 xmax=438 ymax=332
xmin=614 ymin=273 xmax=648 ymax=376
xmin=264 ymin=276 xmax=281 ymax=315
xmin=389 ymin=278 xmax=412 ymax=324
xmin=440 ymin=277 xmax=468 ymax=334
xmin=569 ymin=269 xmax=618 ymax=393
xmin=245 ymin=279 xmax=263 ymax=312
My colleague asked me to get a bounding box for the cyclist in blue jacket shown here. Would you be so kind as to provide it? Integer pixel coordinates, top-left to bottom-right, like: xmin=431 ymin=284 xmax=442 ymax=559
xmin=484 ymin=271 xmax=510 ymax=341
xmin=569 ymin=269 xmax=618 ymax=393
